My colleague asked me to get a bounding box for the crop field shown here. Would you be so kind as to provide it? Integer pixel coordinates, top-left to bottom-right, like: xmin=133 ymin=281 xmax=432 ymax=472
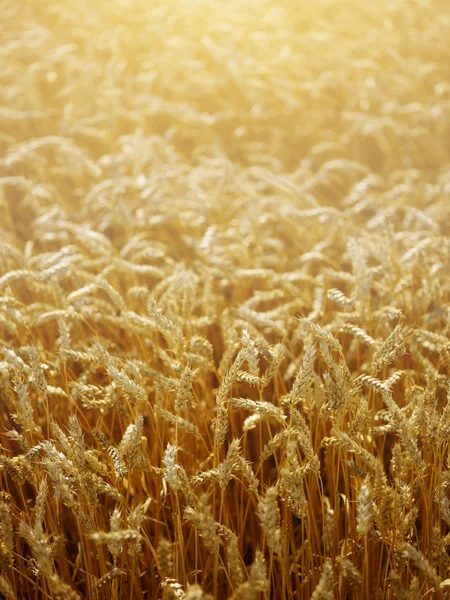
xmin=0 ymin=0 xmax=450 ymax=598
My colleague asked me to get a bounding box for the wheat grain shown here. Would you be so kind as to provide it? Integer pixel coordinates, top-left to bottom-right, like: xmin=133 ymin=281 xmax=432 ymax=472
xmin=0 ymin=1 xmax=449 ymax=598
xmin=257 ymin=486 xmax=281 ymax=556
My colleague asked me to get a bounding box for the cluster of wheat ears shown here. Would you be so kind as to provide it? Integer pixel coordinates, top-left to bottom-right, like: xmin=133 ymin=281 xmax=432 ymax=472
xmin=0 ymin=0 xmax=450 ymax=598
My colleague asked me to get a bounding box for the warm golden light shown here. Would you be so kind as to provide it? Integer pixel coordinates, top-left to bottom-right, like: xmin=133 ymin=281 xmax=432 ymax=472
xmin=0 ymin=0 xmax=449 ymax=598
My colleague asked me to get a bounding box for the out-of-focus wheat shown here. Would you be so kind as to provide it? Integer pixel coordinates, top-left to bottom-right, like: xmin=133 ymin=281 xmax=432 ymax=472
xmin=0 ymin=0 xmax=449 ymax=598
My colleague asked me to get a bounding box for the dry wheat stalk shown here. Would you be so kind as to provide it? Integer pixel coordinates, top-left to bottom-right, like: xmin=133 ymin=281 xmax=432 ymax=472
xmin=0 ymin=1 xmax=449 ymax=598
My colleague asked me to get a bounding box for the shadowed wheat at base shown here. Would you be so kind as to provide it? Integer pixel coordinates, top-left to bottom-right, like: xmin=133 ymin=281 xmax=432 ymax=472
xmin=0 ymin=0 xmax=450 ymax=598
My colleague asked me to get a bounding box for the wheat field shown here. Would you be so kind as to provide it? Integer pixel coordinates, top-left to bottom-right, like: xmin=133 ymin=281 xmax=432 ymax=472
xmin=0 ymin=0 xmax=450 ymax=598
